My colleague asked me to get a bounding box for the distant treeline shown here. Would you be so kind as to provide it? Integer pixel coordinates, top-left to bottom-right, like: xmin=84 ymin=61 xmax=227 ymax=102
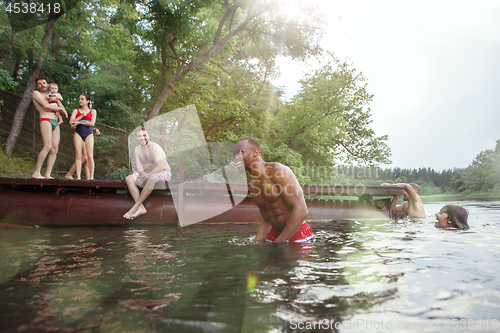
xmin=332 ymin=140 xmax=500 ymax=195
xmin=364 ymin=140 xmax=500 ymax=194
xmin=376 ymin=167 xmax=461 ymax=194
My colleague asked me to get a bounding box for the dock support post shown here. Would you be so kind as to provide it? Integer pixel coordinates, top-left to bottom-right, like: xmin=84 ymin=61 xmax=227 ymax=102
xmin=177 ymin=164 xmax=185 ymax=227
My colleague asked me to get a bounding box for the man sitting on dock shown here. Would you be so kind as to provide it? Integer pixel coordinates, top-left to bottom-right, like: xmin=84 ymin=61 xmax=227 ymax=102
xmin=233 ymin=138 xmax=314 ymax=243
xmin=380 ymin=183 xmax=426 ymax=218
xmin=124 ymin=128 xmax=171 ymax=220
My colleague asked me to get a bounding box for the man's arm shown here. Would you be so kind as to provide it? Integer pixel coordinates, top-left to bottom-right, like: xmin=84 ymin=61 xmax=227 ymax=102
xmin=145 ymin=144 xmax=169 ymax=175
xmin=134 ymin=148 xmax=148 ymax=185
xmin=251 ymin=183 xmax=274 ymax=242
xmin=272 ymin=164 xmax=308 ymax=243
xmin=134 ymin=148 xmax=145 ymax=174
xmin=381 ymin=183 xmax=404 ymax=211
xmin=32 ymin=90 xmax=67 ymax=116
xmin=402 ymin=184 xmax=426 ymax=218
xmin=253 ymin=220 xmax=272 ymax=242
xmin=390 ymin=195 xmax=399 ymax=211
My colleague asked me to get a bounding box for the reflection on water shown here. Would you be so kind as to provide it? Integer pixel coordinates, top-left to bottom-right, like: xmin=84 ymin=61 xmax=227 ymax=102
xmin=0 ymin=201 xmax=499 ymax=332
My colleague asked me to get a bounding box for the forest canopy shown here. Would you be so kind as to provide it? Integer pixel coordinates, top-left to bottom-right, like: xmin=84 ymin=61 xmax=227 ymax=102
xmin=2 ymin=0 xmax=389 ymax=172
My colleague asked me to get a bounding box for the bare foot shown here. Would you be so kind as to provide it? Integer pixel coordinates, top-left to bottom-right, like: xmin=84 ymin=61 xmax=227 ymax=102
xmin=65 ymin=174 xmax=74 ymax=180
xmin=123 ymin=207 xmax=135 ymax=220
xmin=123 ymin=206 xmax=147 ymax=220
xmin=130 ymin=206 xmax=147 ymax=219
xmin=32 ymin=173 xmax=44 ymax=179
xmin=45 ymin=176 xmax=54 ymax=179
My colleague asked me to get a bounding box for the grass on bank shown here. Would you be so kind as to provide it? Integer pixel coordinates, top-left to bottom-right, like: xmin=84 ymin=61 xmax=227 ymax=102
xmin=421 ymin=192 xmax=500 ymax=203
xmin=0 ymin=146 xmax=36 ymax=178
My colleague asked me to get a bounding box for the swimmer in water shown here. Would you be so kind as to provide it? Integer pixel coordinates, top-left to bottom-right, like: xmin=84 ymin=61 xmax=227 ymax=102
xmin=381 ymin=183 xmax=426 ymax=218
xmin=233 ymin=138 xmax=314 ymax=243
xmin=435 ymin=204 xmax=469 ymax=230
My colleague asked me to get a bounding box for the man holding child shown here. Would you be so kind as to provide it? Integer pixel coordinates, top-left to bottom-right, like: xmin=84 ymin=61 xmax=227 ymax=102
xmin=31 ymin=77 xmax=68 ymax=179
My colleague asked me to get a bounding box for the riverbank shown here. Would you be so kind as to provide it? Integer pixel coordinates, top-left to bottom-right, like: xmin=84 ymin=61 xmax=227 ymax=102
xmin=0 ymin=146 xmax=34 ymax=178
xmin=421 ymin=193 xmax=500 ymax=203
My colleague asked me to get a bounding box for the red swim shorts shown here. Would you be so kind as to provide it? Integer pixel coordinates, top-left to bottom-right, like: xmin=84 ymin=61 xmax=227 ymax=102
xmin=266 ymin=222 xmax=315 ymax=243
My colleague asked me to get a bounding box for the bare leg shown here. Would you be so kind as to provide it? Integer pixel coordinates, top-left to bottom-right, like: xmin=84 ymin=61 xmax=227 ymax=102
xmin=65 ymin=163 xmax=76 ymax=179
xmin=85 ymin=134 xmax=94 ymax=179
xmin=73 ymin=133 xmax=85 ymax=179
xmin=126 ymin=174 xmax=141 ymax=200
xmin=124 ymin=174 xmax=147 ymax=219
xmin=84 ymin=158 xmax=90 ymax=180
xmin=66 ymin=144 xmax=88 ymax=179
xmin=123 ymin=174 xmax=159 ymax=220
xmin=124 ymin=188 xmax=152 ymax=220
xmin=33 ymin=121 xmax=53 ymax=179
xmin=44 ymin=125 xmax=60 ymax=179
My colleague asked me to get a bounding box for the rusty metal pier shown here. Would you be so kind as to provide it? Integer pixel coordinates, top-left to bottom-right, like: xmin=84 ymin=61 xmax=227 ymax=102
xmin=0 ymin=165 xmax=403 ymax=226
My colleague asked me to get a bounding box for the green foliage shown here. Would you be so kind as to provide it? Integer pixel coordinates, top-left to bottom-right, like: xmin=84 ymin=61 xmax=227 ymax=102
xmin=261 ymin=142 xmax=309 ymax=183
xmin=450 ymin=140 xmax=500 ymax=193
xmin=0 ymin=69 xmax=18 ymax=119
xmin=108 ymin=166 xmax=133 ymax=180
xmin=94 ymin=133 xmax=120 ymax=170
xmin=374 ymin=140 xmax=500 ymax=195
xmin=0 ymin=69 xmax=18 ymax=90
xmin=0 ymin=139 xmax=36 ymax=178
xmin=1 ymin=0 xmax=396 ymax=181
xmin=266 ymin=56 xmax=391 ymax=167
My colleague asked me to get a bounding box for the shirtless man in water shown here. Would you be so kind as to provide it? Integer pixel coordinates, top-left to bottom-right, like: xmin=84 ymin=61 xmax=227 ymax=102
xmin=124 ymin=128 xmax=171 ymax=220
xmin=32 ymin=78 xmax=68 ymax=179
xmin=233 ymin=138 xmax=314 ymax=243
xmin=381 ymin=183 xmax=426 ymax=218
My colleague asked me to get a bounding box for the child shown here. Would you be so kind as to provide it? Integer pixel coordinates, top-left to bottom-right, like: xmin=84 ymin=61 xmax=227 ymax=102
xmin=47 ymin=82 xmax=64 ymax=125
xmin=435 ymin=204 xmax=469 ymax=230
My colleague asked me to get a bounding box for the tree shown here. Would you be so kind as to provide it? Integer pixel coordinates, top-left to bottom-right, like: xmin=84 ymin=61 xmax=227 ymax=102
xmin=267 ymin=56 xmax=391 ymax=167
xmin=157 ymin=52 xmax=284 ymax=143
xmin=142 ymin=0 xmax=324 ymax=119
xmin=4 ymin=10 xmax=63 ymax=156
xmin=450 ymin=140 xmax=500 ymax=192
xmin=2 ymin=0 xmax=152 ymax=132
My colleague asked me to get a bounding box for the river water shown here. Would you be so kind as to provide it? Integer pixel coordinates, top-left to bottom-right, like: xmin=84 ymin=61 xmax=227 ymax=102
xmin=0 ymin=200 xmax=499 ymax=332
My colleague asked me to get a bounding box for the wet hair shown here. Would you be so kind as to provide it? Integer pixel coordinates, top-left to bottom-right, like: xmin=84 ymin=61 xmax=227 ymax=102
xmin=239 ymin=138 xmax=261 ymax=154
xmin=409 ymin=183 xmax=421 ymax=195
xmin=36 ymin=77 xmax=46 ymax=84
xmin=440 ymin=204 xmax=469 ymax=230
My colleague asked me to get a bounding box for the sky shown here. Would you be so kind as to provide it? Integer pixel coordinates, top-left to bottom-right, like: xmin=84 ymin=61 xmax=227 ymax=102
xmin=272 ymin=0 xmax=500 ymax=171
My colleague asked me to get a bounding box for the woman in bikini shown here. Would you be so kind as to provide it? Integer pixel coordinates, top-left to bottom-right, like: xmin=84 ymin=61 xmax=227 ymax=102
xmin=70 ymin=94 xmax=96 ymax=179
